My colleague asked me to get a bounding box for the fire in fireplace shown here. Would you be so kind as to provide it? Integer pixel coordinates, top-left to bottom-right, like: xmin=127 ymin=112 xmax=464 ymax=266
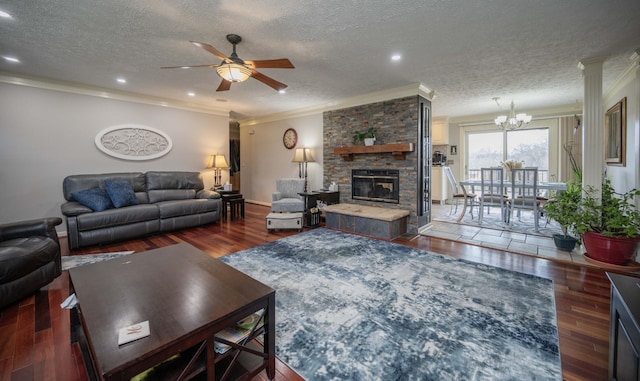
xmin=352 ymin=169 xmax=400 ymax=203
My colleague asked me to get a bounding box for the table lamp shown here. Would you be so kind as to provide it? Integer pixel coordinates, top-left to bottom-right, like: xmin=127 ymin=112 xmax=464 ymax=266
xmin=207 ymin=154 xmax=229 ymax=188
xmin=292 ymin=148 xmax=314 ymax=192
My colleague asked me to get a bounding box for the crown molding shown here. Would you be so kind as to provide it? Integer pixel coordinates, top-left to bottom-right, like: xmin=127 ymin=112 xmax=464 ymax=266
xmin=606 ymin=50 xmax=640 ymax=97
xmin=451 ymin=103 xmax=583 ymax=126
xmin=0 ymin=72 xmax=230 ymax=117
xmin=577 ymin=56 xmax=608 ymax=71
xmin=239 ymin=83 xmax=433 ymax=126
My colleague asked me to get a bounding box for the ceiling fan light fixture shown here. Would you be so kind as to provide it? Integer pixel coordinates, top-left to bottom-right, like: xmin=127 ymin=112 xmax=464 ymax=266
xmin=216 ymin=62 xmax=252 ymax=82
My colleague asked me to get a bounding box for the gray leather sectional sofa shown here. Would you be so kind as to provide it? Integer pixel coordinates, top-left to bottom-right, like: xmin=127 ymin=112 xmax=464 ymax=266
xmin=61 ymin=171 xmax=221 ymax=249
xmin=0 ymin=217 xmax=62 ymax=308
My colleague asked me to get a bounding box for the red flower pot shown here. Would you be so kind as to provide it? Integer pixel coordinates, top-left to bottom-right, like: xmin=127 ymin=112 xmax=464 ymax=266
xmin=582 ymin=231 xmax=640 ymax=265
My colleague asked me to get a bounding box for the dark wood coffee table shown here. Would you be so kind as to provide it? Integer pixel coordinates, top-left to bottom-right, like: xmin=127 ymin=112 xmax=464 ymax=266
xmin=69 ymin=243 xmax=275 ymax=381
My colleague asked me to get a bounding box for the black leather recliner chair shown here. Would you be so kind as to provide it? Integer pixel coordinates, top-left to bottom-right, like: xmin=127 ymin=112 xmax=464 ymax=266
xmin=0 ymin=217 xmax=62 ymax=309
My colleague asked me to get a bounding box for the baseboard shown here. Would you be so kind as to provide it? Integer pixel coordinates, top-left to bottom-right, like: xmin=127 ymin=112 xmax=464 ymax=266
xmin=247 ymin=200 xmax=270 ymax=207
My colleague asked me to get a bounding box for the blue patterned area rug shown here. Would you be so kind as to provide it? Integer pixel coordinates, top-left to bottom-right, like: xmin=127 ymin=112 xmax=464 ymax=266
xmin=62 ymin=251 xmax=134 ymax=270
xmin=221 ymin=228 xmax=561 ymax=380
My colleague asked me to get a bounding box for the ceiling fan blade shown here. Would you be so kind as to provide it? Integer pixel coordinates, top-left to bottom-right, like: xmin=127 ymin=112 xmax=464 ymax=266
xmin=250 ymin=70 xmax=288 ymax=91
xmin=190 ymin=40 xmax=230 ymax=62
xmin=245 ymin=58 xmax=295 ymax=69
xmin=160 ymin=64 xmax=217 ymax=69
xmin=216 ymin=79 xmax=232 ymax=92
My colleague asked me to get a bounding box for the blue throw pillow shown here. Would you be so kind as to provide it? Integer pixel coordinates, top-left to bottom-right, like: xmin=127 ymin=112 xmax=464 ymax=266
xmin=71 ymin=188 xmax=114 ymax=212
xmin=104 ymin=180 xmax=139 ymax=208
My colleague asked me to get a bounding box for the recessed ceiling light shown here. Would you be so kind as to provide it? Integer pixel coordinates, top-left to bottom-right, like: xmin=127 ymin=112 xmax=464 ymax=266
xmin=0 ymin=10 xmax=12 ymax=19
xmin=279 ymin=89 xmax=286 ymax=94
xmin=3 ymin=56 xmax=20 ymax=63
xmin=391 ymin=54 xmax=402 ymax=62
xmin=116 ymin=78 xmax=127 ymax=84
xmin=187 ymin=92 xmax=195 ymax=97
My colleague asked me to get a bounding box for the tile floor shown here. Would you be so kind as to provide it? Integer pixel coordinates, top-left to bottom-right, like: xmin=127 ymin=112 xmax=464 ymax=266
xmin=423 ymin=204 xmax=590 ymax=266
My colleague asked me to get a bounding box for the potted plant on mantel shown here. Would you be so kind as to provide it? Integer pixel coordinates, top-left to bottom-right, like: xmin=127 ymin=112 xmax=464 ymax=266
xmin=352 ymin=127 xmax=376 ymax=146
xmin=574 ymin=177 xmax=640 ymax=265
xmin=543 ymin=180 xmax=582 ymax=251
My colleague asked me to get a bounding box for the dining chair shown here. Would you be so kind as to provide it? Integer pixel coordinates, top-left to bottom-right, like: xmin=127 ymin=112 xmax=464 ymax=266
xmin=442 ymin=166 xmax=477 ymax=218
xmin=509 ymin=167 xmax=540 ymax=231
xmin=478 ymin=167 xmax=509 ymax=224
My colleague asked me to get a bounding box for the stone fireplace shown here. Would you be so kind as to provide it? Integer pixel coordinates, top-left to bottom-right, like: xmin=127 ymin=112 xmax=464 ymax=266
xmin=352 ymin=169 xmax=400 ymax=203
xmin=323 ymin=94 xmax=431 ymax=234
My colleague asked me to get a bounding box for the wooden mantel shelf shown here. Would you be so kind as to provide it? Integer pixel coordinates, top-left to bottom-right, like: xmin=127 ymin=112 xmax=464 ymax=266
xmin=333 ymin=143 xmax=414 ymax=161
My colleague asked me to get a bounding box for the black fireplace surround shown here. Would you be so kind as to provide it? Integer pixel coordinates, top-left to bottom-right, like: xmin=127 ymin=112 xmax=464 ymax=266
xmin=352 ymin=169 xmax=400 ymax=203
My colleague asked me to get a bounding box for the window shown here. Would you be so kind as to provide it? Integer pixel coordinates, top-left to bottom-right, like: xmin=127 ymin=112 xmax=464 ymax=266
xmin=466 ymin=127 xmax=550 ymax=181
xmin=467 ymin=131 xmax=503 ymax=179
xmin=506 ymin=129 xmax=549 ymax=178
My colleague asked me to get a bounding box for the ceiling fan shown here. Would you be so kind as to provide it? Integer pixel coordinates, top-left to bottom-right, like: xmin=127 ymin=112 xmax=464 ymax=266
xmin=161 ymin=34 xmax=294 ymax=92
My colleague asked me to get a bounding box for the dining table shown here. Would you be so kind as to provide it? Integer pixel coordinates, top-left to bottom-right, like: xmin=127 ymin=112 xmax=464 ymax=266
xmin=456 ymin=179 xmax=567 ymax=222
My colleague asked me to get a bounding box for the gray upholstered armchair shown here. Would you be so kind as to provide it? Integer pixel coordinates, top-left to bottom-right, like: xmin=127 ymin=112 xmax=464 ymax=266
xmin=0 ymin=217 xmax=62 ymax=309
xmin=271 ymin=178 xmax=305 ymax=213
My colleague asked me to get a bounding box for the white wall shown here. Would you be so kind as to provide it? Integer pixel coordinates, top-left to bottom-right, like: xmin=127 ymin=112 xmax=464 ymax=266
xmin=240 ymin=113 xmax=323 ymax=205
xmin=603 ymin=66 xmax=639 ymax=194
xmin=0 ymin=83 xmax=229 ymax=229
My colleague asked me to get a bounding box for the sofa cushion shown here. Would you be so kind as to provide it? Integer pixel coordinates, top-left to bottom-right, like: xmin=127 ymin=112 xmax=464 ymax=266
xmin=148 ymin=189 xmax=197 ymax=204
xmin=75 ymin=204 xmax=160 ymax=231
xmin=272 ymin=198 xmax=305 ymax=213
xmin=196 ymin=189 xmax=221 ymax=199
xmin=71 ymin=188 xmax=114 ymax=212
xmin=0 ymin=236 xmax=59 ymax=283
xmin=155 ymin=199 xmax=219 ymax=219
xmin=61 ymin=202 xmax=92 ymax=217
xmin=146 ymin=171 xmax=204 ymax=191
xmin=63 ymin=172 xmax=146 ymax=201
xmin=104 ymin=180 xmax=139 ymax=208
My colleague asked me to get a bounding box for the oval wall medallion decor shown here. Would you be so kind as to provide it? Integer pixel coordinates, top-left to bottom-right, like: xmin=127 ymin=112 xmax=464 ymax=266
xmin=95 ymin=125 xmax=173 ymax=160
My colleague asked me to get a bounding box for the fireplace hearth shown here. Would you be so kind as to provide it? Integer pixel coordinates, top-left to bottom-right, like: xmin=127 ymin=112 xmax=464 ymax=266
xmin=352 ymin=169 xmax=400 ymax=203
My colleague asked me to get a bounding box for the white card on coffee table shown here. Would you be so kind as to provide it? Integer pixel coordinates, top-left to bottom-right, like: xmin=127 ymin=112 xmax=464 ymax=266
xmin=118 ymin=320 xmax=150 ymax=345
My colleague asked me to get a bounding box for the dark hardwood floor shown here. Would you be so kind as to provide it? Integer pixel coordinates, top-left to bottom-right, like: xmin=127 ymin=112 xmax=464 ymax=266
xmin=0 ymin=202 xmax=620 ymax=380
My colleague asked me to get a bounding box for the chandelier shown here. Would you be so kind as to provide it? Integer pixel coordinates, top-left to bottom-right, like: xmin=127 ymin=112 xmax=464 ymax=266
xmin=494 ymin=100 xmax=532 ymax=130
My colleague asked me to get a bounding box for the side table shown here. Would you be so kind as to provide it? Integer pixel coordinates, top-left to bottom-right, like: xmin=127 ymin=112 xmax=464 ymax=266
xmin=314 ymin=190 xmax=340 ymax=206
xmin=299 ymin=191 xmax=340 ymax=228
xmin=298 ymin=192 xmax=320 ymax=228
xmin=228 ymin=197 xmax=245 ymax=220
xmin=313 ymin=190 xmax=340 ymax=223
xmin=217 ymin=190 xmax=244 ymax=220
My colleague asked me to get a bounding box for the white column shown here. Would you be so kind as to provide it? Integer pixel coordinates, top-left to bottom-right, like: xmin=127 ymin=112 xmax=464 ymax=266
xmin=578 ymin=57 xmax=606 ymax=196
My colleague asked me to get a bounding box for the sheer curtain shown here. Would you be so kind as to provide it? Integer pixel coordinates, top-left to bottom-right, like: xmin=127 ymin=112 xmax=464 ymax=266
xmin=559 ymin=115 xmax=582 ymax=182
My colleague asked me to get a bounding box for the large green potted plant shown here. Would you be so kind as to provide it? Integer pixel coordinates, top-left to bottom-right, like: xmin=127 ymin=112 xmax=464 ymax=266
xmin=543 ymin=142 xmax=583 ymax=251
xmin=574 ymin=177 xmax=640 ymax=265
xmin=543 ymin=180 xmax=581 ymax=251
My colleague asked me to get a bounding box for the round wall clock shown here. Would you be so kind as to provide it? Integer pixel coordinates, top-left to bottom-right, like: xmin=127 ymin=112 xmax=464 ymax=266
xmin=282 ymin=128 xmax=298 ymax=149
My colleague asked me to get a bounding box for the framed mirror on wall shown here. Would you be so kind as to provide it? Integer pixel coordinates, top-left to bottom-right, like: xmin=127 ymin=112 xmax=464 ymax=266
xmin=605 ymin=97 xmax=626 ymax=166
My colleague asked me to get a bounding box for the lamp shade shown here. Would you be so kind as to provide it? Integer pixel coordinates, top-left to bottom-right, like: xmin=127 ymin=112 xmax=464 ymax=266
xmin=216 ymin=63 xmax=252 ymax=82
xmin=292 ymin=148 xmax=314 ymax=163
xmin=206 ymin=154 xmax=229 ymax=169
xmin=213 ymin=154 xmax=229 ymax=168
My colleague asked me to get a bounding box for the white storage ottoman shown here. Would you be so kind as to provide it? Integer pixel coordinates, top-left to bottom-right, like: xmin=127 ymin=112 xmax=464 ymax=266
xmin=266 ymin=212 xmax=303 ymax=231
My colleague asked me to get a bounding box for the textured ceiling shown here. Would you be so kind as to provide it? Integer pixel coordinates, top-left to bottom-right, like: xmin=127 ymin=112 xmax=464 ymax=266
xmin=1 ymin=0 xmax=639 ymax=121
